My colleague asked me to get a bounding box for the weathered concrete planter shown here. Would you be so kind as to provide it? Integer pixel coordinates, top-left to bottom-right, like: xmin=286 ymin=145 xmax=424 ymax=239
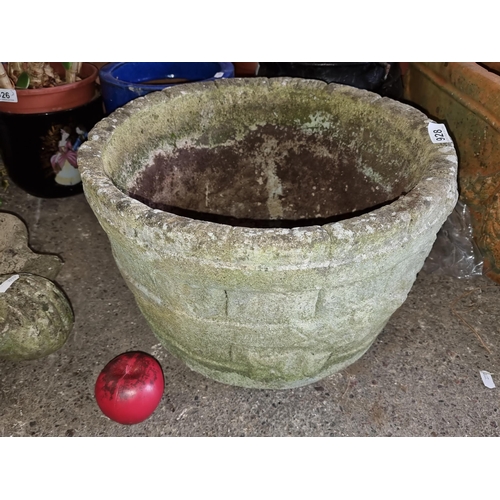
xmin=79 ymin=78 xmax=458 ymax=389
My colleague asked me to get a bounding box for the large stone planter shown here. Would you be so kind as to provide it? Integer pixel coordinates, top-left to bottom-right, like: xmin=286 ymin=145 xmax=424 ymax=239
xmin=79 ymin=78 xmax=458 ymax=389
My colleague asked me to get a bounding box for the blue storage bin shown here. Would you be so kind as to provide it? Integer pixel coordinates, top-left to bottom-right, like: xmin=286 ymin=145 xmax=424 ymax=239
xmin=99 ymin=62 xmax=234 ymax=114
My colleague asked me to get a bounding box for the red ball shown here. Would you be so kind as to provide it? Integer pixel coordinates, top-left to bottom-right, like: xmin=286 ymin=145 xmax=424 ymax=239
xmin=95 ymin=351 xmax=164 ymax=425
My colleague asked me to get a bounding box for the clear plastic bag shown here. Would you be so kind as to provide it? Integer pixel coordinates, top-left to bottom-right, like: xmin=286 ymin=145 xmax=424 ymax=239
xmin=422 ymin=200 xmax=483 ymax=278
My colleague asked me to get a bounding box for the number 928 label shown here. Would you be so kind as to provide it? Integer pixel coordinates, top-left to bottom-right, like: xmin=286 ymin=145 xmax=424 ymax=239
xmin=428 ymin=123 xmax=453 ymax=144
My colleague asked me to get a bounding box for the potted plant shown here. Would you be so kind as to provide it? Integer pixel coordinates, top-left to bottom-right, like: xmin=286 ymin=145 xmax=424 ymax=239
xmin=0 ymin=62 xmax=104 ymax=198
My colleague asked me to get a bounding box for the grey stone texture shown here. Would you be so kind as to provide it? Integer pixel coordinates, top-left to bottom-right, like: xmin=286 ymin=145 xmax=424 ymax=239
xmin=0 ymin=213 xmax=72 ymax=360
xmin=78 ymin=78 xmax=458 ymax=389
xmin=0 ymin=212 xmax=62 ymax=279
xmin=0 ymin=273 xmax=74 ymax=360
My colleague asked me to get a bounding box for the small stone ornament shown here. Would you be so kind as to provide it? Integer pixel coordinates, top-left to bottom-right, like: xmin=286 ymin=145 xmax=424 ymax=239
xmin=0 ymin=273 xmax=74 ymax=361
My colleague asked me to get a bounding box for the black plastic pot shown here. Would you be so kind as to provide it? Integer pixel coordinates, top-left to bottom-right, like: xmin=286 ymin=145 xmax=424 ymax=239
xmin=0 ymin=95 xmax=104 ymax=198
xmin=257 ymin=62 xmax=403 ymax=99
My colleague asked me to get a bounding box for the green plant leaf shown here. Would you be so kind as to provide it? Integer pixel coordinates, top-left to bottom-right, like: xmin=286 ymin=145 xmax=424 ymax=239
xmin=15 ymin=72 xmax=30 ymax=89
xmin=62 ymin=62 xmax=72 ymax=70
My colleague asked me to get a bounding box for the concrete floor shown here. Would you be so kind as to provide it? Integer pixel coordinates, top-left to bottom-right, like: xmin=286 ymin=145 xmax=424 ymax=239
xmin=0 ymin=176 xmax=499 ymax=437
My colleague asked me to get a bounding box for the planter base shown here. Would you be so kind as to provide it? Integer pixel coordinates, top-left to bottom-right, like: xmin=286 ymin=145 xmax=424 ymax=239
xmin=161 ymin=328 xmax=377 ymax=389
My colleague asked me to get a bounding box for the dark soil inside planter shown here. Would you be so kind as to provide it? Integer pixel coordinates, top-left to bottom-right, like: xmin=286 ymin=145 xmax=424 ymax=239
xmin=126 ymin=123 xmax=408 ymax=228
xmin=127 ymin=195 xmax=397 ymax=228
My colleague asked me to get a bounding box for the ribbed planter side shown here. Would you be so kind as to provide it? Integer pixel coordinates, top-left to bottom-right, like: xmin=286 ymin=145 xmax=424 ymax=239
xmin=404 ymin=62 xmax=500 ymax=283
xmin=79 ymin=78 xmax=458 ymax=389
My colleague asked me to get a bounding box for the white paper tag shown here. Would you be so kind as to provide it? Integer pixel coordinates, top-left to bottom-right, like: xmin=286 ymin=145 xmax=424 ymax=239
xmin=428 ymin=123 xmax=453 ymax=144
xmin=480 ymin=370 xmax=495 ymax=389
xmin=0 ymin=274 xmax=20 ymax=293
xmin=0 ymin=88 xmax=18 ymax=103
xmin=214 ymin=72 xmax=224 ymax=78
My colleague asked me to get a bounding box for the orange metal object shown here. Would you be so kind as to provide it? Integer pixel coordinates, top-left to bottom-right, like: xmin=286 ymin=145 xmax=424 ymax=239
xmin=404 ymin=62 xmax=500 ymax=283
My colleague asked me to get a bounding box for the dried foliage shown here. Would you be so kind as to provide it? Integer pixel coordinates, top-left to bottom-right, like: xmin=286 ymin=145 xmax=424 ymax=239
xmin=1 ymin=63 xmax=82 ymax=89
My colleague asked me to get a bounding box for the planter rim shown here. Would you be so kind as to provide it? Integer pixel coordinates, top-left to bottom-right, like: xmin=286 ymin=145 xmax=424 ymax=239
xmin=79 ymin=77 xmax=458 ymax=267
xmin=0 ymin=63 xmax=98 ymax=114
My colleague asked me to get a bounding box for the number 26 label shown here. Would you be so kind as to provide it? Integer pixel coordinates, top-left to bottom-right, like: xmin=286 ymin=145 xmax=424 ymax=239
xmin=428 ymin=123 xmax=453 ymax=144
xmin=0 ymin=88 xmax=18 ymax=102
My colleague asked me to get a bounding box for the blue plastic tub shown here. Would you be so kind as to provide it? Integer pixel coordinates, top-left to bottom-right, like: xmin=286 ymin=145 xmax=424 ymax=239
xmin=99 ymin=62 xmax=234 ymax=114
